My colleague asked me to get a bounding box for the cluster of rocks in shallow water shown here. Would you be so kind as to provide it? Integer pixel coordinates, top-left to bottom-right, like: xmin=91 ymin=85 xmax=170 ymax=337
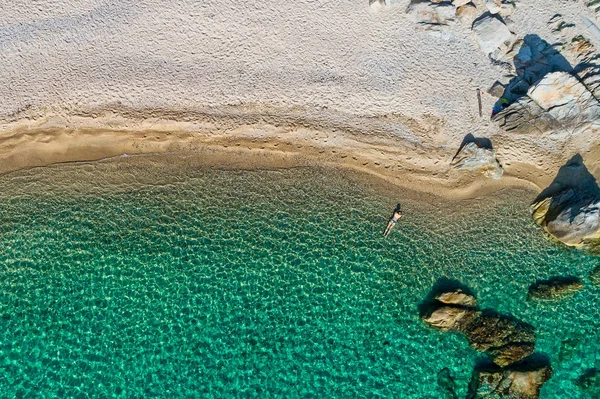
xmin=422 ymin=288 xmax=536 ymax=367
xmin=421 ymin=286 xmax=552 ymax=398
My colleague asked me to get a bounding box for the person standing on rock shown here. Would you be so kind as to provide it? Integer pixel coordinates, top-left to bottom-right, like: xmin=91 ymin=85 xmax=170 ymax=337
xmin=384 ymin=204 xmax=404 ymax=237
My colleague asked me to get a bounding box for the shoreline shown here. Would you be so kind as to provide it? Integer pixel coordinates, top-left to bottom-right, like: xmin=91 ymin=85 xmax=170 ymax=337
xmin=0 ymin=106 xmax=594 ymax=202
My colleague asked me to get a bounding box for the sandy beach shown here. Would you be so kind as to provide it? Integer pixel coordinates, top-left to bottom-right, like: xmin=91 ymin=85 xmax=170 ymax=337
xmin=2 ymin=0 xmax=600 ymax=201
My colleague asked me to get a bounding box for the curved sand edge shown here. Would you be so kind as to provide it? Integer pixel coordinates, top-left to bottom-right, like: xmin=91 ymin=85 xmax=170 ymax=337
xmin=1 ymin=105 xmax=596 ymax=201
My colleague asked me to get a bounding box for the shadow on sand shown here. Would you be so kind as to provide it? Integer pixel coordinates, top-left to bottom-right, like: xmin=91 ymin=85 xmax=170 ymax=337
xmin=451 ymin=133 xmax=493 ymax=162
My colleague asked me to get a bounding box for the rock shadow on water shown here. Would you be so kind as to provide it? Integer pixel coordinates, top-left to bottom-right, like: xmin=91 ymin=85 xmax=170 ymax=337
xmin=531 ymin=154 xmax=600 ymax=246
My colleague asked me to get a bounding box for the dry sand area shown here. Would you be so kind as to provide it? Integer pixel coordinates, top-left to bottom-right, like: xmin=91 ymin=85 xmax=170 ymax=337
xmin=2 ymin=0 xmax=600 ymax=199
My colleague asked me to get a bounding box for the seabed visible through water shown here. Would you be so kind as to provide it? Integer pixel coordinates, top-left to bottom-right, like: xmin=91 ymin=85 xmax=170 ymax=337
xmin=0 ymin=154 xmax=598 ymax=398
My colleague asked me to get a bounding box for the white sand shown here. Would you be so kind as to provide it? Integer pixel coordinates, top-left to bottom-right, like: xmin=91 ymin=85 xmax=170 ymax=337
xmin=1 ymin=0 xmax=599 ymax=197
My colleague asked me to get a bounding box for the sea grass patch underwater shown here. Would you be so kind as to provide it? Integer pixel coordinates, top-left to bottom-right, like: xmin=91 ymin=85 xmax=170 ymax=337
xmin=0 ymin=154 xmax=598 ymax=398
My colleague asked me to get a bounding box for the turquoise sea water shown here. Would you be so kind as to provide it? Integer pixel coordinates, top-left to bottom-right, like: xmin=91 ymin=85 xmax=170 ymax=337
xmin=0 ymin=155 xmax=598 ymax=398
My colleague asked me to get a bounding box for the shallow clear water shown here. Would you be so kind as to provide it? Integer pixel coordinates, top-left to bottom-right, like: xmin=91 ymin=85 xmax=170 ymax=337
xmin=0 ymin=155 xmax=598 ymax=398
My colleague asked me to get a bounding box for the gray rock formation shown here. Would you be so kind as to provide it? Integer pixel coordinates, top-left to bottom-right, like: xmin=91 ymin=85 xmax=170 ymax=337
xmin=451 ymin=142 xmax=503 ymax=179
xmin=468 ymin=362 xmax=552 ymax=399
xmin=493 ymin=70 xmax=600 ymax=137
xmin=406 ymin=0 xmax=456 ymax=28
xmin=484 ymin=0 xmax=515 ymax=17
xmin=527 ymin=276 xmax=584 ymax=300
xmin=472 ymin=14 xmax=516 ymax=56
xmin=531 ymin=155 xmax=600 ymax=246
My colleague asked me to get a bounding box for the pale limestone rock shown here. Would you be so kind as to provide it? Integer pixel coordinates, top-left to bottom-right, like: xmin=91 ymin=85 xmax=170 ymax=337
xmin=436 ymin=290 xmax=477 ymax=307
xmin=369 ymin=0 xmax=387 ymax=10
xmin=451 ymin=142 xmax=503 ymax=179
xmin=456 ymin=3 xmax=478 ymax=25
xmin=452 ymin=0 xmax=471 ymax=7
xmin=407 ymin=0 xmax=455 ymax=27
xmin=472 ymin=14 xmax=516 ymax=55
xmin=527 ymin=72 xmax=600 ymax=133
xmin=422 ymin=306 xmax=479 ymax=332
xmin=484 ymin=0 xmax=515 ymax=17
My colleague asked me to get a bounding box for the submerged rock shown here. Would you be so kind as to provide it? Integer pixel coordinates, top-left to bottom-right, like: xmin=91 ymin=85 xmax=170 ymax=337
xmin=462 ymin=312 xmax=536 ymax=367
xmin=527 ymin=277 xmax=583 ymax=300
xmin=422 ymin=286 xmax=535 ymax=367
xmin=575 ymin=368 xmax=600 ymax=397
xmin=451 ymin=142 xmax=503 ymax=179
xmin=437 ymin=368 xmax=458 ymax=399
xmin=468 ymin=362 xmax=552 ymax=399
xmin=590 ymin=265 xmax=600 ymax=285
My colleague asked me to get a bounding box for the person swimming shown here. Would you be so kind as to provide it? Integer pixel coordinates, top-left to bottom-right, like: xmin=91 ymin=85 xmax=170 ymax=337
xmin=384 ymin=204 xmax=404 ymax=237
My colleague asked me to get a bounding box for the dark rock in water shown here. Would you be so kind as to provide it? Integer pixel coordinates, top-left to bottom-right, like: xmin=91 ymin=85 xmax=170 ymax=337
xmin=437 ymin=368 xmax=458 ymax=399
xmin=590 ymin=266 xmax=600 ymax=285
xmin=421 ymin=284 xmax=536 ymax=367
xmin=486 ymin=342 xmax=537 ymax=368
xmin=527 ymin=276 xmax=583 ymax=300
xmin=468 ymin=360 xmax=552 ymax=399
xmin=462 ymin=311 xmax=536 ymax=367
xmin=576 ymin=368 xmax=600 ymax=396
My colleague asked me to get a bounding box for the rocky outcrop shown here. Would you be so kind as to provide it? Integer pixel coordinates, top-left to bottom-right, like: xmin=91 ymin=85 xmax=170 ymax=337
xmin=455 ymin=3 xmax=477 ymax=25
xmin=527 ymin=277 xmax=583 ymax=300
xmin=450 ymin=142 xmax=503 ymax=179
xmin=461 ymin=311 xmax=536 ymax=367
xmin=484 ymin=0 xmax=515 ymax=17
xmin=421 ymin=287 xmax=535 ymax=367
xmin=532 ymin=187 xmax=600 ymax=245
xmin=493 ymin=70 xmax=600 ymax=137
xmin=468 ymin=362 xmax=552 ymax=399
xmin=590 ymin=265 xmax=600 ymax=285
xmin=472 ymin=14 xmax=516 ymax=56
xmin=531 ymin=155 xmax=600 ymax=246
